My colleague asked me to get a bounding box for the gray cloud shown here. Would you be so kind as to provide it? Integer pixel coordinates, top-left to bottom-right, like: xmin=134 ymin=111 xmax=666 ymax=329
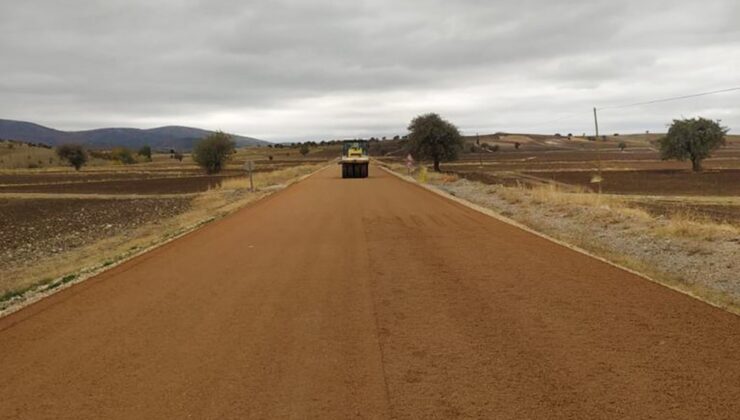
xmin=1 ymin=0 xmax=739 ymax=140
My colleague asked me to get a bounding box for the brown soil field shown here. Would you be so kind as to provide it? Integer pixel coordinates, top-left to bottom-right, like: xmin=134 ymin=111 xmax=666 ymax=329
xmin=1 ymin=166 xmax=738 ymax=418
xmin=449 ymin=168 xmax=740 ymax=223
xmin=0 ymin=197 xmax=192 ymax=273
xmin=634 ymin=200 xmax=740 ymax=226
xmin=451 ymin=148 xmax=740 ymax=166
xmin=460 ymin=149 xmax=665 ymax=162
xmin=0 ymin=166 xmax=280 ymax=185
xmin=0 ymin=162 xmax=315 ymax=194
xmin=0 ymin=171 xmax=190 ymax=185
xmin=448 ymin=158 xmax=740 ymax=172
xmin=432 ymin=134 xmax=740 ymax=172
xmin=530 ymin=169 xmax=740 ymax=196
xmin=0 ymin=174 xmax=239 ymax=194
xmin=454 ymin=170 xmax=525 ymax=187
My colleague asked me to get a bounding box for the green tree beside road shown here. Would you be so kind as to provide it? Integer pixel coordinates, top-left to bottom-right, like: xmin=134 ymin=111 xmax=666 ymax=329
xmin=407 ymin=113 xmax=463 ymax=172
xmin=660 ymin=117 xmax=727 ymax=172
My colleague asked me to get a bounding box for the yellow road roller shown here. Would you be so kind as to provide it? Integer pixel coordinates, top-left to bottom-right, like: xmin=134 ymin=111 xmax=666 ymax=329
xmin=340 ymin=140 xmax=369 ymax=178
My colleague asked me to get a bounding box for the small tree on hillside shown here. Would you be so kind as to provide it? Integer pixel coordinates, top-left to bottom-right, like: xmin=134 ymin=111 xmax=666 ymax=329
xmin=138 ymin=145 xmax=152 ymax=161
xmin=193 ymin=131 xmax=235 ymax=173
xmin=618 ymin=142 xmax=627 ymax=151
xmin=407 ymin=113 xmax=463 ymax=172
xmin=299 ymin=143 xmax=310 ymax=157
xmin=659 ymin=117 xmax=727 ymax=172
xmin=111 ymin=147 xmax=136 ymax=164
xmin=56 ymin=144 xmax=87 ymax=170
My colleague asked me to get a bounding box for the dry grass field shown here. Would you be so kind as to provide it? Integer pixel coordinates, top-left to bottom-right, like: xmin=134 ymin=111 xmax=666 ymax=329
xmin=0 ymin=141 xmax=333 ymax=308
xmin=430 ymin=133 xmax=740 ymax=224
xmin=0 ymin=140 xmax=63 ymax=169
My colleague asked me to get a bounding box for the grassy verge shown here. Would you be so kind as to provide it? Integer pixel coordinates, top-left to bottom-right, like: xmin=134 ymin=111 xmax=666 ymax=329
xmin=0 ymin=163 xmax=326 ymax=315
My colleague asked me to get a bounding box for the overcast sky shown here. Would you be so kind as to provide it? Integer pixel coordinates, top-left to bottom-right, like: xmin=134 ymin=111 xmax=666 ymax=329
xmin=1 ymin=0 xmax=739 ymax=141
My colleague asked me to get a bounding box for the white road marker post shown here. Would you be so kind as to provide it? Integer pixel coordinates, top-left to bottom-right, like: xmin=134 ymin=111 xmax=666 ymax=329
xmin=244 ymin=160 xmax=255 ymax=192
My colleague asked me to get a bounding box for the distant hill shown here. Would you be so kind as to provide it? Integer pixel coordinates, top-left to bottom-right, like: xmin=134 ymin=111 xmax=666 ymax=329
xmin=0 ymin=119 xmax=268 ymax=150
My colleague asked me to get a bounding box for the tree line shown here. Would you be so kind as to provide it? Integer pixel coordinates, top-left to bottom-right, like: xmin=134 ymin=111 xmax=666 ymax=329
xmin=403 ymin=114 xmax=727 ymax=173
xmin=53 ymin=116 xmax=728 ymax=173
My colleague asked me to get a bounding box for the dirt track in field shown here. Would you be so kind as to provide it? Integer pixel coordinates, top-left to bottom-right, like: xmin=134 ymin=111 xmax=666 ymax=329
xmin=1 ymin=165 xmax=738 ymax=419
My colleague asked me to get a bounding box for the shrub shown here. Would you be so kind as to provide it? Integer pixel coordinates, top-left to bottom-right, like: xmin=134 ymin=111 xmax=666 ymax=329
xmin=137 ymin=145 xmax=152 ymax=161
xmin=618 ymin=142 xmax=627 ymax=151
xmin=193 ymin=131 xmax=235 ymax=173
xmin=56 ymin=144 xmax=88 ymax=170
xmin=299 ymin=143 xmax=310 ymax=156
xmin=111 ymin=147 xmax=136 ymax=164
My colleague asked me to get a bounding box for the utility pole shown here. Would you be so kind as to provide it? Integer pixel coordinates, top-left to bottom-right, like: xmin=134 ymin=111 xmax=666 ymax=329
xmin=593 ymin=107 xmax=602 ymax=194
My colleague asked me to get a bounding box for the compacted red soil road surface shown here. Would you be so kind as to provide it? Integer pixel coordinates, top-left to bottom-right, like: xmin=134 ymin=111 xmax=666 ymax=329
xmin=1 ymin=166 xmax=738 ymax=419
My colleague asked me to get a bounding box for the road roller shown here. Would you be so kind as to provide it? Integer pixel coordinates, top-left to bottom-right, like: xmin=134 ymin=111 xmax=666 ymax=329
xmin=340 ymin=140 xmax=369 ymax=178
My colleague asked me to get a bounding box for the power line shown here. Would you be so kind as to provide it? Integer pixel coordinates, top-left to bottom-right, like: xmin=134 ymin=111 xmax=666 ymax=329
xmin=527 ymin=85 xmax=740 ymax=129
xmin=597 ymin=86 xmax=740 ymax=111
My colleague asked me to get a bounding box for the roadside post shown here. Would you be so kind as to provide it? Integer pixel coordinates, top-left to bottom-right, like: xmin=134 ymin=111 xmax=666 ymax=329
xmin=476 ymin=133 xmax=482 ymax=167
xmin=244 ymin=160 xmax=255 ymax=192
xmin=593 ymin=107 xmax=603 ymax=194
xmin=590 ymin=173 xmax=603 ymax=193
xmin=418 ymin=166 xmax=428 ymax=183
xmin=405 ymin=153 xmax=415 ymax=175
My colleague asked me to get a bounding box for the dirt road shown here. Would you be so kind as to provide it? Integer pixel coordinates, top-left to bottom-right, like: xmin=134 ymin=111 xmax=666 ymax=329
xmin=1 ymin=166 xmax=738 ymax=419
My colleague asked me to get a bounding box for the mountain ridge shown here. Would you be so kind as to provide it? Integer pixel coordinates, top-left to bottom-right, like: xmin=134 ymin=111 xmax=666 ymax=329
xmin=0 ymin=119 xmax=268 ymax=150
